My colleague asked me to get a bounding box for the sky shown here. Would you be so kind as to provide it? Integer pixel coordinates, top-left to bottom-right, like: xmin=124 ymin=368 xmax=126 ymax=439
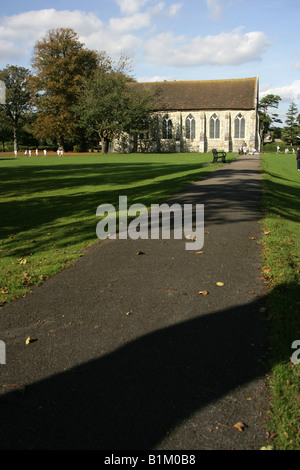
xmin=0 ymin=0 xmax=299 ymax=123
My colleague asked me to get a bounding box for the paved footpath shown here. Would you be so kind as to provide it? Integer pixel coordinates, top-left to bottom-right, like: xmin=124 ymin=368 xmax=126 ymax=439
xmin=0 ymin=155 xmax=270 ymax=450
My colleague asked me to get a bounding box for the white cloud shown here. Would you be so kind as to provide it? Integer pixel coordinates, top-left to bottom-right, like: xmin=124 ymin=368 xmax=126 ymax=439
xmin=260 ymin=80 xmax=300 ymax=103
xmin=0 ymin=9 xmax=143 ymax=65
xmin=0 ymin=3 xmax=181 ymax=66
xmin=85 ymin=31 xmax=141 ymax=58
xmin=109 ymin=11 xmax=151 ymax=33
xmin=0 ymin=39 xmax=28 ymax=63
xmin=114 ymin=0 xmax=149 ymax=16
xmin=0 ymin=9 xmax=103 ymax=47
xmin=0 ymin=9 xmax=103 ymax=39
xmin=205 ymin=0 xmax=225 ymax=21
xmin=145 ymin=28 xmax=270 ymax=67
xmin=0 ymin=4 xmax=271 ymax=74
xmin=168 ymin=3 xmax=182 ymax=17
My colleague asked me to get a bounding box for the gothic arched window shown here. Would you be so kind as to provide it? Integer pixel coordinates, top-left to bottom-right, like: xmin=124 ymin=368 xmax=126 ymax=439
xmin=186 ymin=114 xmax=196 ymax=140
xmin=162 ymin=115 xmax=173 ymax=139
xmin=234 ymin=113 xmax=245 ymax=138
xmin=210 ymin=113 xmax=220 ymax=139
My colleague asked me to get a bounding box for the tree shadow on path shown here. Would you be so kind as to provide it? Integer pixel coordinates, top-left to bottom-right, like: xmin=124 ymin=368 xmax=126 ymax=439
xmin=0 ymin=289 xmax=273 ymax=450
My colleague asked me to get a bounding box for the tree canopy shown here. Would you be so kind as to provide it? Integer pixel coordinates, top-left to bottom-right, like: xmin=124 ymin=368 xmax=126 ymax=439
xmin=0 ymin=65 xmax=32 ymax=152
xmin=30 ymin=28 xmax=99 ymax=149
xmin=75 ymin=65 xmax=154 ymax=153
xmin=282 ymin=100 xmax=300 ymax=146
xmin=258 ymin=94 xmax=282 ymax=148
xmin=27 ymin=28 xmax=154 ymax=152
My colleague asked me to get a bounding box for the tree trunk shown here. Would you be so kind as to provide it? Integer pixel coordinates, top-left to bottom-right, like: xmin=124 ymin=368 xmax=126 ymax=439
xmin=13 ymin=121 xmax=18 ymax=153
xmin=57 ymin=138 xmax=64 ymax=152
xmin=132 ymin=133 xmax=138 ymax=153
xmin=260 ymin=129 xmax=264 ymax=151
xmin=101 ymin=136 xmax=109 ymax=154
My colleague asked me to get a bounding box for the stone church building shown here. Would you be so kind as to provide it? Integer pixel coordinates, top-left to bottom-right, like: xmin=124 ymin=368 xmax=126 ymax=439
xmin=112 ymin=76 xmax=260 ymax=154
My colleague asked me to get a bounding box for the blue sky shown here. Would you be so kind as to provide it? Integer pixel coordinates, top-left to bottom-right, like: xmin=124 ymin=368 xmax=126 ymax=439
xmin=0 ymin=0 xmax=299 ymax=122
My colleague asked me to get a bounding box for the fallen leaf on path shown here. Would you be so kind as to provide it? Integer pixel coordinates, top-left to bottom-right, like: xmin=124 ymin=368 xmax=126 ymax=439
xmin=25 ymin=337 xmax=31 ymax=345
xmin=260 ymin=446 xmax=274 ymax=450
xmin=216 ymin=282 xmax=224 ymax=286
xmin=186 ymin=235 xmax=197 ymax=241
xmin=136 ymin=251 xmax=145 ymax=255
xmin=195 ymin=251 xmax=204 ymax=254
xmin=198 ymin=290 xmax=208 ymax=295
xmin=124 ymin=310 xmax=133 ymax=316
xmin=234 ymin=422 xmax=246 ymax=432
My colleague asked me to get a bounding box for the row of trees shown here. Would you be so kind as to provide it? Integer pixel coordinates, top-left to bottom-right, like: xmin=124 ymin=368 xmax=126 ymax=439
xmin=259 ymin=94 xmax=300 ymax=148
xmin=0 ymin=28 xmax=155 ymax=154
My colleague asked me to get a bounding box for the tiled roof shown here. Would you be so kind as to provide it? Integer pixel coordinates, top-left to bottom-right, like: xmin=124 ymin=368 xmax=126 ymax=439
xmin=131 ymin=77 xmax=258 ymax=111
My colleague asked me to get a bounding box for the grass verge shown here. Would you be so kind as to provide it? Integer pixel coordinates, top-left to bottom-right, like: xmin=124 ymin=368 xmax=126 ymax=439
xmin=260 ymin=152 xmax=300 ymax=450
xmin=0 ymin=151 xmax=237 ymax=306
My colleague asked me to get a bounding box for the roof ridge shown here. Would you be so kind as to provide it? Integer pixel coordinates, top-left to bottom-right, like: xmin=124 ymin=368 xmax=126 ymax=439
xmin=137 ymin=77 xmax=258 ymax=85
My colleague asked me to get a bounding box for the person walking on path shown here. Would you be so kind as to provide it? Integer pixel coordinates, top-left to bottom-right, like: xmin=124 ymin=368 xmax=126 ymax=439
xmin=297 ymin=148 xmax=300 ymax=171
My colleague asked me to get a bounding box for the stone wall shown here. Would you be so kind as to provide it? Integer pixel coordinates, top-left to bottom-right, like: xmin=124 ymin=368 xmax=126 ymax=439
xmin=113 ymin=108 xmax=260 ymax=154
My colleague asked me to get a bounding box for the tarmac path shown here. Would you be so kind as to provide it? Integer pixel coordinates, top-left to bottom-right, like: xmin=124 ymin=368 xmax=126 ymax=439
xmin=0 ymin=154 xmax=270 ymax=450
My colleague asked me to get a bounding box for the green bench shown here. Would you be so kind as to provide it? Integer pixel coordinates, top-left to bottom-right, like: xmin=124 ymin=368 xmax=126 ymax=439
xmin=212 ymin=149 xmax=226 ymax=163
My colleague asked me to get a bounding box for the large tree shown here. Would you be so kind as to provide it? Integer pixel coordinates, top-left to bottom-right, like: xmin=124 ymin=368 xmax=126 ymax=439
xmin=0 ymin=65 xmax=32 ymax=152
xmin=31 ymin=28 xmax=99 ymax=149
xmin=258 ymin=94 xmax=282 ymax=148
xmin=0 ymin=107 xmax=13 ymax=151
xmin=75 ymin=62 xmax=155 ymax=153
xmin=282 ymin=100 xmax=300 ymax=146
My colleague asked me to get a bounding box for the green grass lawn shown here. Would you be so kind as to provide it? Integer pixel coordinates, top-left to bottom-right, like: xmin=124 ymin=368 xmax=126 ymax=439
xmin=0 ymin=151 xmax=237 ymax=305
xmin=260 ymin=152 xmax=300 ymax=450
